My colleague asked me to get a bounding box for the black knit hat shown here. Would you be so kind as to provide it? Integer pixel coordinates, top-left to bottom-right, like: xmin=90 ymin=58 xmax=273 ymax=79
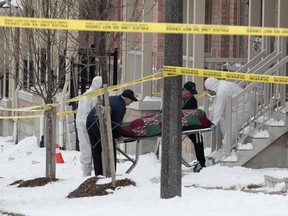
xmin=121 ymin=89 xmax=138 ymax=101
xmin=183 ymin=81 xmax=198 ymax=94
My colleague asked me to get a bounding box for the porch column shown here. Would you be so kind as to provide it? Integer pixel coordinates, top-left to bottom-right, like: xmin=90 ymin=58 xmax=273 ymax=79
xmin=192 ymin=0 xmax=205 ymax=105
xmin=277 ymin=0 xmax=288 ymax=55
xmin=141 ymin=0 xmax=154 ymax=99
xmin=262 ymin=0 xmax=275 ymax=54
xmin=121 ymin=0 xmax=137 ymax=85
xmin=183 ymin=0 xmax=194 ymax=84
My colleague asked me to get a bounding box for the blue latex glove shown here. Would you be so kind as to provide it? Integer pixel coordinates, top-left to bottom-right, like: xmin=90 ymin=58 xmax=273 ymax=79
xmin=211 ymin=124 xmax=217 ymax=129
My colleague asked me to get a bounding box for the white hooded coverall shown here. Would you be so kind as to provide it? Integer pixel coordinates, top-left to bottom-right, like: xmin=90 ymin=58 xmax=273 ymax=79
xmin=76 ymin=76 xmax=102 ymax=176
xmin=204 ymin=78 xmax=253 ymax=147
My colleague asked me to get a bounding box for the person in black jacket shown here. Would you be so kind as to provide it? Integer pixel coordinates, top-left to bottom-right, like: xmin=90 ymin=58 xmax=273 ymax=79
xmin=86 ymin=89 xmax=138 ymax=176
xmin=182 ymin=81 xmax=206 ymax=172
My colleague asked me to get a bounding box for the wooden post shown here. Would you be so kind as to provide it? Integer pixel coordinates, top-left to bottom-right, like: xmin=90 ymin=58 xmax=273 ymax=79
xmin=96 ymin=94 xmax=107 ymax=176
xmin=103 ymin=84 xmax=116 ymax=187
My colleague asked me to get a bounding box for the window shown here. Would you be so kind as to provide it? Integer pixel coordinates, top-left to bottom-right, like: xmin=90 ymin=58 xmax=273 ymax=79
xmin=23 ymin=59 xmax=28 ymax=89
xmin=58 ymin=54 xmax=65 ymax=89
xmin=0 ymin=69 xmax=10 ymax=98
xmin=23 ymin=59 xmax=34 ymax=90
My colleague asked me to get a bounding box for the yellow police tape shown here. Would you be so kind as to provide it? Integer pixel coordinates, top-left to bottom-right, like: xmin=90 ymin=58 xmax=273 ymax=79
xmin=163 ymin=66 xmax=288 ymax=84
xmin=2 ymin=66 xmax=288 ymax=119
xmin=0 ymin=114 xmax=44 ymax=119
xmin=56 ymin=110 xmax=77 ymax=116
xmin=0 ymin=72 xmax=167 ymax=117
xmin=197 ymin=93 xmax=209 ymax=99
xmin=1 ymin=16 xmax=288 ymax=37
xmin=0 ymin=109 xmax=77 ymax=119
xmin=66 ymin=71 xmax=166 ymax=103
xmin=0 ymin=105 xmax=54 ymax=112
xmin=0 ymin=16 xmax=288 ymax=117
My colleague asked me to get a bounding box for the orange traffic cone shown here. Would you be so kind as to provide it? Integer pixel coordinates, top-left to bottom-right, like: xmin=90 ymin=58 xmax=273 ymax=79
xmin=55 ymin=144 xmax=64 ymax=163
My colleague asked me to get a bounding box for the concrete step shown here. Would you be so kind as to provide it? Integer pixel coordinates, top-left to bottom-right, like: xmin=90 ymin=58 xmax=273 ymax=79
xmin=220 ymin=121 xmax=288 ymax=167
xmin=220 ymin=137 xmax=272 ymax=166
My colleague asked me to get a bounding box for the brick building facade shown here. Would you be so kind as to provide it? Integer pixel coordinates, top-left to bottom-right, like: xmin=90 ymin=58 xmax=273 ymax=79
xmin=132 ymin=0 xmax=250 ymax=60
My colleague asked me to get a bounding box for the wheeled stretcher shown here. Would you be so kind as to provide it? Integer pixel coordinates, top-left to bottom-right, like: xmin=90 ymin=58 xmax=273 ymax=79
xmin=117 ymin=126 xmax=216 ymax=174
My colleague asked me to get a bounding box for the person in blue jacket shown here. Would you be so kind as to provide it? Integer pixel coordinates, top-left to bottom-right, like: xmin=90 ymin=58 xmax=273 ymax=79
xmin=86 ymin=89 xmax=138 ymax=176
xmin=182 ymin=81 xmax=206 ymax=172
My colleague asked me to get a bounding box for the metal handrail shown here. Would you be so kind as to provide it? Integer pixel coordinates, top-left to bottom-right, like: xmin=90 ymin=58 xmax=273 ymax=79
xmin=208 ymin=52 xmax=288 ymax=159
xmin=237 ymin=51 xmax=281 ymax=86
xmin=236 ymin=50 xmax=267 ymax=73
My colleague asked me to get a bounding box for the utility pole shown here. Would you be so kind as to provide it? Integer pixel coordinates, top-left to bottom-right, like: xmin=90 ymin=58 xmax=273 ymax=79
xmin=160 ymin=0 xmax=183 ymax=198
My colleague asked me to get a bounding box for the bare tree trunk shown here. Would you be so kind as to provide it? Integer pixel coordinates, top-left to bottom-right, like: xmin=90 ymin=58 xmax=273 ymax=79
xmin=45 ymin=106 xmax=56 ymax=179
xmin=44 ymin=1 xmax=56 ymax=179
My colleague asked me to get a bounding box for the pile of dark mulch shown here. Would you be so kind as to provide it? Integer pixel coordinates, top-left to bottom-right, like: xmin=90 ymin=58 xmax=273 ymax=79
xmin=9 ymin=177 xmax=58 ymax=187
xmin=8 ymin=176 xmax=135 ymax=198
xmin=67 ymin=176 xmax=136 ymax=198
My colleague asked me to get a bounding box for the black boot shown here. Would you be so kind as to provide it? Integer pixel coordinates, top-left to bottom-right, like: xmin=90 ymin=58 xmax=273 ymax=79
xmin=193 ymin=162 xmax=204 ymax=172
xmin=193 ymin=141 xmax=206 ymax=169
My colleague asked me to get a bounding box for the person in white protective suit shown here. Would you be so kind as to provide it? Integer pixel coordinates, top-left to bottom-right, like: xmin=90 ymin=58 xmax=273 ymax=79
xmin=76 ymin=76 xmax=102 ymax=176
xmin=204 ymin=78 xmax=253 ymax=152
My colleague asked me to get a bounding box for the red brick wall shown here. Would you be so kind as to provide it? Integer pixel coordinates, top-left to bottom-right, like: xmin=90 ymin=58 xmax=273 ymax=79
xmin=150 ymin=0 xmax=249 ymax=59
xmin=153 ymin=0 xmax=165 ymax=53
xmin=80 ymin=0 xmax=252 ymax=63
xmin=210 ymin=0 xmax=249 ymax=58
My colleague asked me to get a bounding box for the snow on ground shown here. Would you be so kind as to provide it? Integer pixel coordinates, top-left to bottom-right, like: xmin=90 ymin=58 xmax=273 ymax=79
xmin=1 ymin=136 xmax=288 ymax=216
